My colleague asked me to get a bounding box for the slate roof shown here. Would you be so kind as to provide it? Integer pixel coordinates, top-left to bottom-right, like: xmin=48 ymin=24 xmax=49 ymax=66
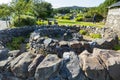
xmin=109 ymin=1 xmax=120 ymax=8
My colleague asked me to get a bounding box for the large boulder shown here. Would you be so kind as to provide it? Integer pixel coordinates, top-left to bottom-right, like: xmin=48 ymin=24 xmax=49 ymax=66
xmin=0 ymin=57 xmax=12 ymax=71
xmin=93 ymin=37 xmax=118 ymax=49
xmin=72 ymin=33 xmax=83 ymax=41
xmin=28 ymin=54 xmax=45 ymax=77
xmin=10 ymin=52 xmax=36 ymax=79
xmin=59 ymin=51 xmax=87 ymax=80
xmin=2 ymin=76 xmax=22 ymax=80
xmin=8 ymin=50 xmax=21 ymax=58
xmin=35 ymin=54 xmax=61 ymax=80
xmin=0 ymin=48 xmax=9 ymax=61
xmin=69 ymin=41 xmax=84 ymax=53
xmin=79 ymin=48 xmax=120 ymax=80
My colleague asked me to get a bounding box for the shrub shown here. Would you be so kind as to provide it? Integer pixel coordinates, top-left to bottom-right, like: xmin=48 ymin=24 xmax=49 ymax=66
xmin=90 ymin=33 xmax=101 ymax=39
xmin=113 ymin=45 xmax=120 ymax=50
xmin=12 ymin=15 xmax=36 ymax=27
xmin=54 ymin=15 xmax=59 ymax=19
xmin=77 ymin=14 xmax=83 ymax=17
xmin=75 ymin=17 xmax=83 ymax=21
xmin=84 ymin=14 xmax=92 ymax=18
xmin=59 ymin=16 xmax=64 ymax=19
xmin=79 ymin=30 xmax=87 ymax=35
xmin=95 ymin=13 xmax=104 ymax=22
xmin=6 ymin=37 xmax=25 ymax=50
xmin=36 ymin=20 xmax=45 ymax=25
xmin=26 ymin=43 xmax=30 ymax=50
xmin=63 ymin=15 xmax=70 ymax=20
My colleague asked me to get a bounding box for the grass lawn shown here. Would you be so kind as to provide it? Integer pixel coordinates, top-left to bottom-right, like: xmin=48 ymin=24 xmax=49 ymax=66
xmin=57 ymin=19 xmax=105 ymax=28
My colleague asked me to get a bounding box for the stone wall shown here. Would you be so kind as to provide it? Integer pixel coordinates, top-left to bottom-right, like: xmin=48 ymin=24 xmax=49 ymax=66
xmin=0 ymin=25 xmax=115 ymax=46
xmin=105 ymin=8 xmax=120 ymax=36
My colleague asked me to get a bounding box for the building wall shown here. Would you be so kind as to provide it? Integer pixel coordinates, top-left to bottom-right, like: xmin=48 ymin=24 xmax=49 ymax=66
xmin=105 ymin=8 xmax=120 ymax=35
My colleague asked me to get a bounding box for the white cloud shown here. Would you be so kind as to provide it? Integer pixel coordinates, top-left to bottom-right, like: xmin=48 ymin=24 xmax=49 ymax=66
xmin=0 ymin=0 xmax=12 ymax=4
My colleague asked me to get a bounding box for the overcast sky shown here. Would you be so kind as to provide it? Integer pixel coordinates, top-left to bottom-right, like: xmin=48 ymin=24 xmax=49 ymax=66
xmin=0 ymin=0 xmax=105 ymax=8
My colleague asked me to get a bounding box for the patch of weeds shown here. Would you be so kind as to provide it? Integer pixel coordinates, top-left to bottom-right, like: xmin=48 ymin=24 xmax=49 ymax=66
xmin=113 ymin=44 xmax=120 ymax=50
xmin=6 ymin=37 xmax=25 ymax=50
xmin=90 ymin=33 xmax=101 ymax=39
xmin=79 ymin=30 xmax=87 ymax=35
xmin=26 ymin=43 xmax=30 ymax=50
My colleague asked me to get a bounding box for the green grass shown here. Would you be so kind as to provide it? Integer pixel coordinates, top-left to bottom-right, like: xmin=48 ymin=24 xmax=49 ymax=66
xmin=57 ymin=19 xmax=105 ymax=28
xmin=36 ymin=19 xmax=105 ymax=28
xmin=79 ymin=30 xmax=87 ymax=35
xmin=89 ymin=33 xmax=102 ymax=39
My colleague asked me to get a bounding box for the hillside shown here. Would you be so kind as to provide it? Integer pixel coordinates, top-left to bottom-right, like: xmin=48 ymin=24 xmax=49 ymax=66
xmin=57 ymin=6 xmax=87 ymax=9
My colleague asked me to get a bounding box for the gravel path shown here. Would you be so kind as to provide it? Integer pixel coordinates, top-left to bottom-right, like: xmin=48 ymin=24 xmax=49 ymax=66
xmin=0 ymin=20 xmax=9 ymax=30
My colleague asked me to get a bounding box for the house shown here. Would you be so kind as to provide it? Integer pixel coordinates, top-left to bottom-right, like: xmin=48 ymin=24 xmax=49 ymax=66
xmin=105 ymin=1 xmax=120 ymax=35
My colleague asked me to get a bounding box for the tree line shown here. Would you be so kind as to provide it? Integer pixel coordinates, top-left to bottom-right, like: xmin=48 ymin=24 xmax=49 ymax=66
xmin=0 ymin=0 xmax=53 ymax=27
xmin=0 ymin=0 xmax=119 ymax=27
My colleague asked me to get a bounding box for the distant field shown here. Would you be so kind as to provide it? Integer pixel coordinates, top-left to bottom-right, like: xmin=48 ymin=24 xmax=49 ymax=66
xmin=40 ymin=19 xmax=105 ymax=28
xmin=57 ymin=19 xmax=105 ymax=28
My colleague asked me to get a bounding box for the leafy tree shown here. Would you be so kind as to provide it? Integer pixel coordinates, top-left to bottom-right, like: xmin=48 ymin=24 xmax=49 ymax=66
xmin=97 ymin=0 xmax=120 ymax=17
xmin=56 ymin=8 xmax=70 ymax=14
xmin=0 ymin=4 xmax=11 ymax=27
xmin=11 ymin=0 xmax=32 ymax=24
xmin=33 ymin=2 xmax=53 ymax=19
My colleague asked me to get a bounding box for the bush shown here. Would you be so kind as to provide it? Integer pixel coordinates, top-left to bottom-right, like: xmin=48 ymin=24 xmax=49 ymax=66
xmin=6 ymin=37 xmax=25 ymax=50
xmin=90 ymin=33 xmax=101 ymax=39
xmin=54 ymin=15 xmax=59 ymax=19
xmin=79 ymin=30 xmax=87 ymax=35
xmin=75 ymin=17 xmax=83 ymax=21
xmin=84 ymin=12 xmax=103 ymax=22
xmin=84 ymin=14 xmax=92 ymax=18
xmin=95 ymin=13 xmax=104 ymax=22
xmin=59 ymin=16 xmax=64 ymax=19
xmin=26 ymin=43 xmax=30 ymax=50
xmin=113 ymin=45 xmax=120 ymax=50
xmin=63 ymin=15 xmax=70 ymax=20
xmin=36 ymin=20 xmax=45 ymax=25
xmin=12 ymin=15 xmax=36 ymax=27
xmin=77 ymin=14 xmax=83 ymax=17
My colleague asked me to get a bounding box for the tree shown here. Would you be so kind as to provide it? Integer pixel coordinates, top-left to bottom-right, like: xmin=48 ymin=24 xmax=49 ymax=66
xmin=33 ymin=2 xmax=53 ymax=19
xmin=56 ymin=8 xmax=70 ymax=14
xmin=97 ymin=0 xmax=120 ymax=17
xmin=11 ymin=0 xmax=32 ymax=24
xmin=0 ymin=4 xmax=11 ymax=27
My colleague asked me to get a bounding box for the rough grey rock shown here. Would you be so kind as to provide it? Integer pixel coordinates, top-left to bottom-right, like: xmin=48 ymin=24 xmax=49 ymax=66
xmin=0 ymin=48 xmax=9 ymax=61
xmin=79 ymin=48 xmax=120 ymax=80
xmin=35 ymin=54 xmax=61 ymax=80
xmin=69 ymin=41 xmax=83 ymax=53
xmin=44 ymin=38 xmax=53 ymax=48
xmin=72 ymin=33 xmax=83 ymax=41
xmin=60 ymin=51 xmax=87 ymax=80
xmin=2 ymin=76 xmax=22 ymax=80
xmin=79 ymin=50 xmax=110 ymax=80
xmin=28 ymin=54 xmax=45 ymax=77
xmin=93 ymin=36 xmax=118 ymax=49
xmin=10 ymin=52 xmax=36 ymax=79
xmin=0 ymin=74 xmax=3 ymax=80
xmin=8 ymin=50 xmax=21 ymax=58
xmin=0 ymin=57 xmax=12 ymax=71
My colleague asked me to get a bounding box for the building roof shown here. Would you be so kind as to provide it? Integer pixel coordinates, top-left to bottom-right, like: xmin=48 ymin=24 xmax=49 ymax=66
xmin=109 ymin=1 xmax=120 ymax=8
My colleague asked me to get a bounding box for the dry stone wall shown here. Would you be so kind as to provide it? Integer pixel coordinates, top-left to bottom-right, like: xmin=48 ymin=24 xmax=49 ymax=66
xmin=0 ymin=25 xmax=117 ymax=47
xmin=105 ymin=8 xmax=120 ymax=36
xmin=0 ymin=25 xmax=119 ymax=80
